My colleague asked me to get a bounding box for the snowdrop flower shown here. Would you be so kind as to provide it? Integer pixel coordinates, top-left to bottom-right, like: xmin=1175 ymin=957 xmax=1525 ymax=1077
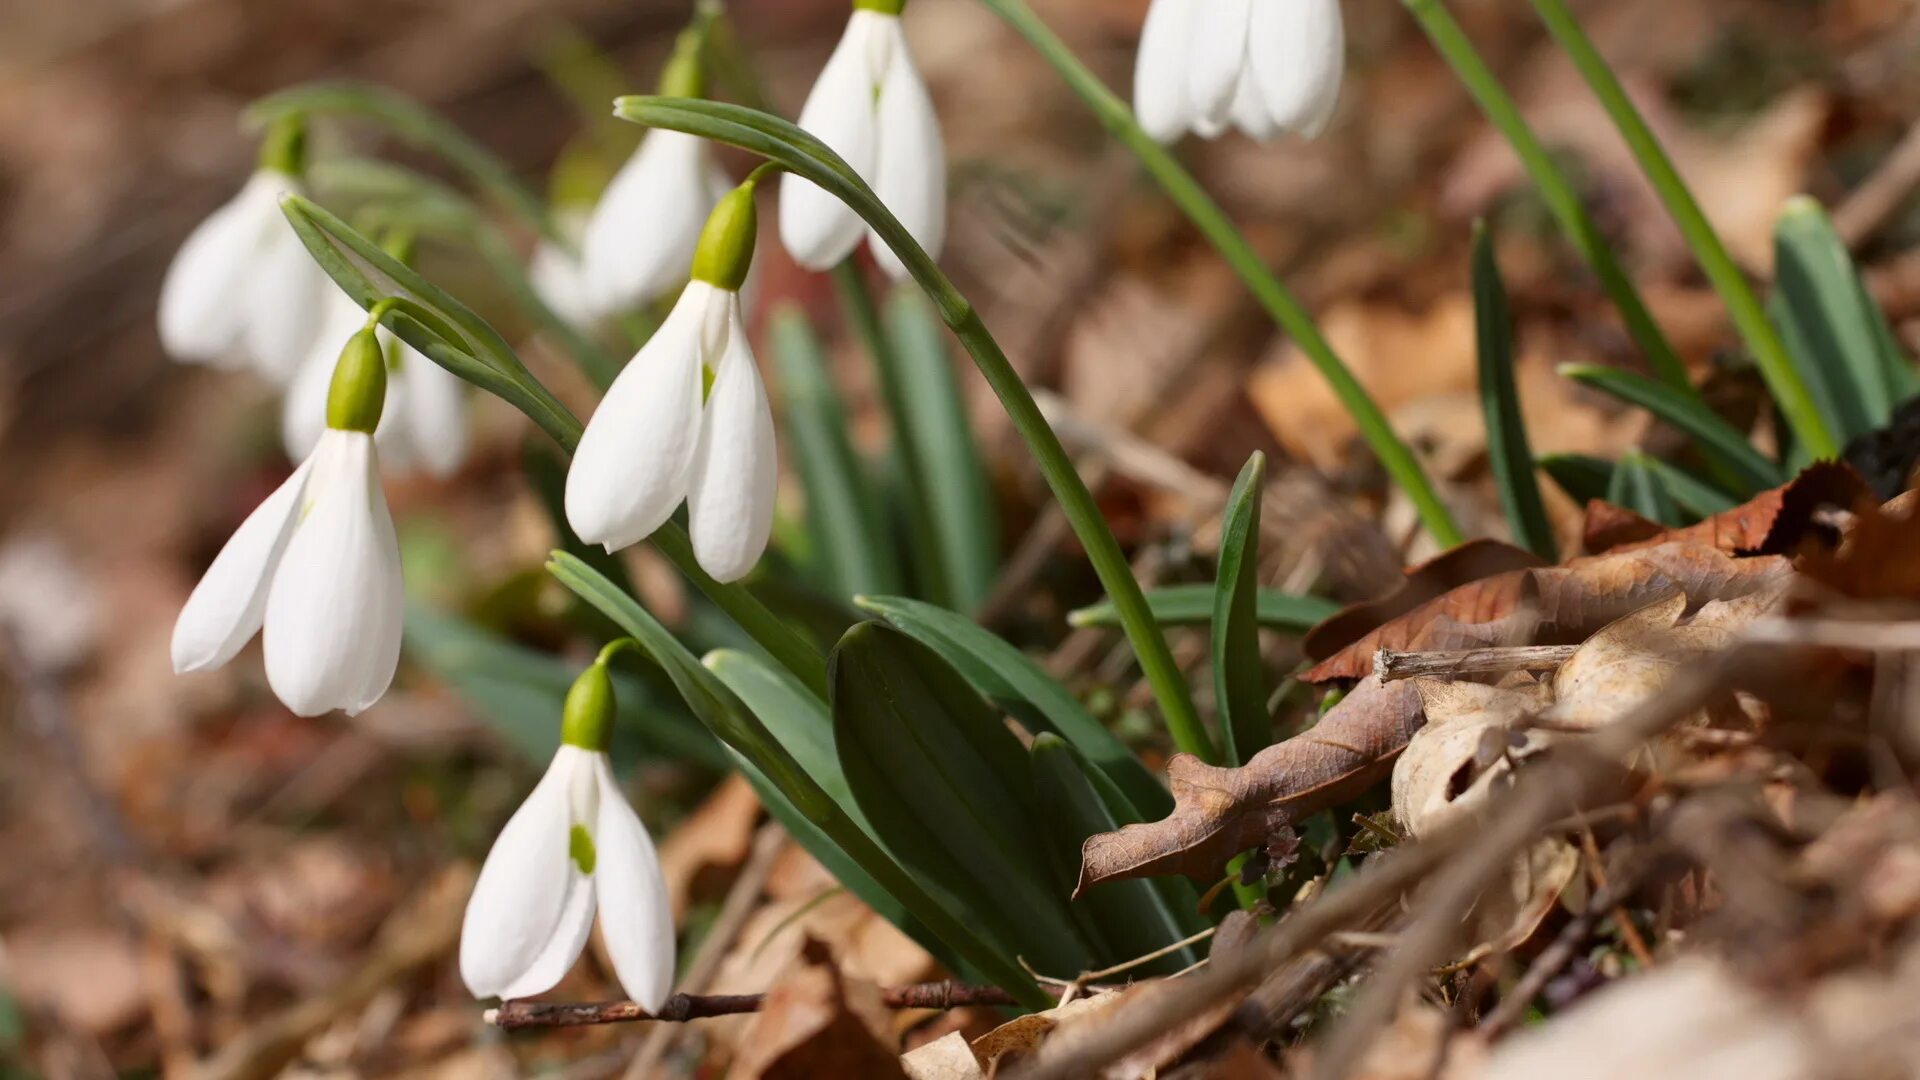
xmin=780 ymin=0 xmax=945 ymax=280
xmin=283 ymin=288 xmax=469 ymax=478
xmin=580 ymin=37 xmax=731 ymax=318
xmin=529 ymin=209 xmax=599 ymax=332
xmin=461 ymin=648 xmax=674 ymax=1006
xmin=567 ymin=177 xmax=777 ymax=583
xmin=158 ymin=117 xmax=332 ymax=382
xmin=171 ymin=323 xmax=404 ymax=717
xmin=1134 ymin=0 xmax=1345 ymax=143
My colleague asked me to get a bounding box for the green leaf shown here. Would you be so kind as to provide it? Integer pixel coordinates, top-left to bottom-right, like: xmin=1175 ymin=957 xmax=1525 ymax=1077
xmin=1606 ymin=452 xmax=1680 ymax=525
xmin=1538 ymin=452 xmax=1615 ymax=506
xmin=832 ymin=622 xmax=1097 ymax=975
xmin=1030 ymin=735 xmax=1201 ymax=972
xmin=1212 ymin=453 xmax=1265 ymax=766
xmin=402 ymin=604 xmax=722 ymax=769
xmin=1068 ymin=585 xmax=1340 ymax=633
xmin=885 ymin=288 xmax=1001 ymax=611
xmin=1771 ymin=196 xmax=1904 ymax=438
xmin=1474 ymin=222 xmax=1556 ymax=560
xmin=1641 ymin=457 xmax=1738 ymax=517
xmin=550 ymin=552 xmax=1047 ymax=1005
xmin=852 ymin=594 xmax=1170 ymax=821
xmin=771 ymin=304 xmax=902 ymax=599
xmin=1559 ymin=362 xmax=1783 ymax=491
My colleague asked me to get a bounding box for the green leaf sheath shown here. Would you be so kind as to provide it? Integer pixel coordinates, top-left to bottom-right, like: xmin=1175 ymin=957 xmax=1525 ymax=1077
xmin=1473 ymin=224 xmax=1557 ymax=560
xmin=611 ymin=95 xmax=1212 ymax=761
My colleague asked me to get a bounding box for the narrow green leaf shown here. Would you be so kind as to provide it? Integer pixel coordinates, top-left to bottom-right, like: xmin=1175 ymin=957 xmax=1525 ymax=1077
xmin=1606 ymin=452 xmax=1680 ymax=525
xmin=1771 ymin=196 xmax=1898 ymax=437
xmin=1559 ymin=363 xmax=1782 ymax=491
xmin=1641 ymin=458 xmax=1738 ymax=517
xmin=1473 ymin=223 xmax=1557 ymax=560
xmin=832 ymin=622 xmax=1097 ymax=975
xmin=771 ymin=304 xmax=902 ymax=599
xmin=852 ymin=594 xmax=1170 ymax=821
xmin=1212 ymin=453 xmax=1265 ymax=766
xmin=1068 ymin=586 xmax=1339 ymax=632
xmin=1537 ymin=453 xmax=1615 ymax=505
xmin=885 ymin=288 xmax=1001 ymax=611
xmin=550 ymin=553 xmax=1047 ymax=1005
xmin=1030 ymin=735 xmax=1201 ymax=971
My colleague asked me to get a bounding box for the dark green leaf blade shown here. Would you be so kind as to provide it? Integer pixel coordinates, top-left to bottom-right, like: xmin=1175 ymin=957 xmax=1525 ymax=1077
xmin=1473 ymin=223 xmax=1556 ymax=559
xmin=1067 ymin=586 xmax=1339 ymax=632
xmin=1606 ymin=452 xmax=1681 ymax=525
xmin=1212 ymin=453 xmax=1265 ymax=766
xmin=1538 ymin=452 xmax=1614 ymax=505
xmin=1559 ymin=363 xmax=1783 ymax=490
xmin=1771 ymin=197 xmax=1896 ymax=438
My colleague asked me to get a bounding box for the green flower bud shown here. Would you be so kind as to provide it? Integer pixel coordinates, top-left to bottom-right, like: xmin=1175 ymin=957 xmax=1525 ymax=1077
xmin=560 ymin=660 xmax=616 ymax=751
xmin=853 ymin=0 xmax=906 ymax=13
xmin=325 ymin=328 xmax=389 ymax=433
xmin=257 ymin=115 xmax=308 ymax=178
xmin=657 ymin=28 xmax=707 ymax=99
xmin=690 ymin=181 xmax=759 ymax=291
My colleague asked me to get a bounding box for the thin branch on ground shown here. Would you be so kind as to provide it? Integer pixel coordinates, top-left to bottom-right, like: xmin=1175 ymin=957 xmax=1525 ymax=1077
xmin=1375 ymin=644 xmax=1580 ymax=681
xmin=488 ymin=981 xmax=1020 ymax=1031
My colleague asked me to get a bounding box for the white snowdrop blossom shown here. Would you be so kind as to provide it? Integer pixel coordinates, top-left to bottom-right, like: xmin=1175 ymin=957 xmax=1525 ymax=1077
xmin=460 ymin=658 xmax=674 ymax=1006
xmin=529 ymin=210 xmax=599 ymax=332
xmin=283 ymin=289 xmax=469 ymax=478
xmin=780 ymin=3 xmax=946 ymax=280
xmin=1134 ymin=0 xmax=1345 ymax=144
xmin=157 ymin=120 xmax=332 ymax=382
xmin=566 ymin=182 xmax=777 ymax=583
xmin=580 ymin=132 xmax=731 ymax=317
xmin=170 ymin=327 xmax=404 ymax=717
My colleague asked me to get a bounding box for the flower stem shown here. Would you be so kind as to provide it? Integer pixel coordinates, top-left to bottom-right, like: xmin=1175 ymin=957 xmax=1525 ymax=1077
xmin=1524 ymin=0 xmax=1837 ymax=459
xmin=975 ymin=0 xmax=1464 ymax=548
xmin=1403 ymin=0 xmax=1691 ymax=395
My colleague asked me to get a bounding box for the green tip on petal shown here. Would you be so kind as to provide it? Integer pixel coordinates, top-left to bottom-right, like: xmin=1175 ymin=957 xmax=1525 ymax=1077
xmin=257 ymin=114 xmax=308 ymax=178
xmin=560 ymin=661 xmax=616 ymax=751
xmin=568 ymin=824 xmax=598 ymax=875
xmin=325 ymin=328 xmax=388 ymax=434
xmin=853 ymin=0 xmax=906 ymax=13
xmin=690 ymin=181 xmax=759 ymax=291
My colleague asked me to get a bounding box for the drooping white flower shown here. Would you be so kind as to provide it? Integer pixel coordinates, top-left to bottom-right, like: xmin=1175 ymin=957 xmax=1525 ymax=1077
xmin=283 ymin=289 xmax=469 ymax=478
xmin=567 ymin=183 xmax=777 ymax=583
xmin=1134 ymin=0 xmax=1345 ymax=144
xmin=529 ymin=209 xmax=599 ymax=331
xmin=171 ymin=328 xmax=404 ymax=717
xmin=158 ymin=161 xmax=332 ymax=383
xmin=580 ymin=131 xmax=731 ymax=318
xmin=780 ymin=4 xmax=946 ymax=280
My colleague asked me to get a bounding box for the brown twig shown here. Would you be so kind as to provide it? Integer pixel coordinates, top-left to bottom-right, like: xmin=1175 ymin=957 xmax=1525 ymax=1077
xmin=488 ymin=981 xmax=1018 ymax=1031
xmin=1478 ymin=854 xmax=1651 ymax=1039
xmin=1374 ymin=644 xmax=1580 ymax=682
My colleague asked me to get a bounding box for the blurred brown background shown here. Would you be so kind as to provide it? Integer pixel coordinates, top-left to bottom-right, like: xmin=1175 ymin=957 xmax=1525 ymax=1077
xmin=1 ymin=0 xmax=1918 ymax=1076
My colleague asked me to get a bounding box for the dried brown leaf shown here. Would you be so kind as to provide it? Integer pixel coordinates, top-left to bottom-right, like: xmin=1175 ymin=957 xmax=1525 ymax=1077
xmin=730 ymin=937 xmax=907 ymax=1080
xmin=901 ymin=1031 xmax=985 ymax=1080
xmin=1393 ymin=683 xmax=1551 ymax=839
xmin=1581 ymin=462 xmax=1871 ymax=557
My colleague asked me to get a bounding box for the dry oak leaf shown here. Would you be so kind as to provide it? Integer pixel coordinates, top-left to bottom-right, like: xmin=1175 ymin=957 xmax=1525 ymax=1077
xmin=901 ymin=1031 xmax=985 ymax=1080
xmin=1797 ymin=488 xmax=1920 ymax=601
xmin=1393 ymin=681 xmax=1551 ymax=839
xmin=730 ymin=936 xmax=907 ymax=1080
xmin=1084 ymin=544 xmax=1791 ymax=889
xmin=1580 ymin=462 xmax=1871 ymax=557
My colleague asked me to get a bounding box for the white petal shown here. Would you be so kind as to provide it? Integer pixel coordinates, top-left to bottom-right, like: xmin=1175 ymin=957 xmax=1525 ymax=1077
xmin=589 ymin=755 xmax=675 ymax=1010
xmin=529 ymin=240 xmax=597 ymax=330
xmin=868 ymin=19 xmax=946 ymax=280
xmin=1228 ymin=67 xmax=1277 ymax=141
xmin=158 ymin=174 xmax=283 ymax=365
xmin=686 ymin=298 xmax=776 ymax=583
xmin=261 ymin=431 xmax=404 ymax=716
xmin=496 ymin=871 xmax=596 ymax=1000
xmin=581 ymin=132 xmax=719 ymax=316
xmin=1250 ymin=0 xmax=1344 ymax=137
xmin=780 ymin=12 xmax=886 ymax=270
xmin=393 ymin=339 xmax=468 ymax=478
xmin=281 ymin=291 xmax=367 ymax=463
xmin=240 ymin=191 xmax=329 ymax=384
xmin=1186 ymin=0 xmax=1254 ymax=133
xmin=170 ymin=456 xmax=314 ymax=673
xmin=564 ymin=283 xmax=719 ymax=551
xmin=460 ymin=748 xmax=584 ymax=999
xmin=1133 ymin=0 xmax=1199 ymax=142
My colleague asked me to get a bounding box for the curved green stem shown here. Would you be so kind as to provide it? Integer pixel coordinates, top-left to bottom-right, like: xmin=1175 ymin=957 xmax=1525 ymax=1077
xmin=249 ymin=82 xmax=559 ymax=246
xmin=1525 ymin=0 xmax=1837 ymax=459
xmin=613 ymin=96 xmax=1213 ymax=761
xmin=974 ymin=0 xmax=1463 ymax=548
xmin=280 ymin=195 xmax=828 ymax=698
